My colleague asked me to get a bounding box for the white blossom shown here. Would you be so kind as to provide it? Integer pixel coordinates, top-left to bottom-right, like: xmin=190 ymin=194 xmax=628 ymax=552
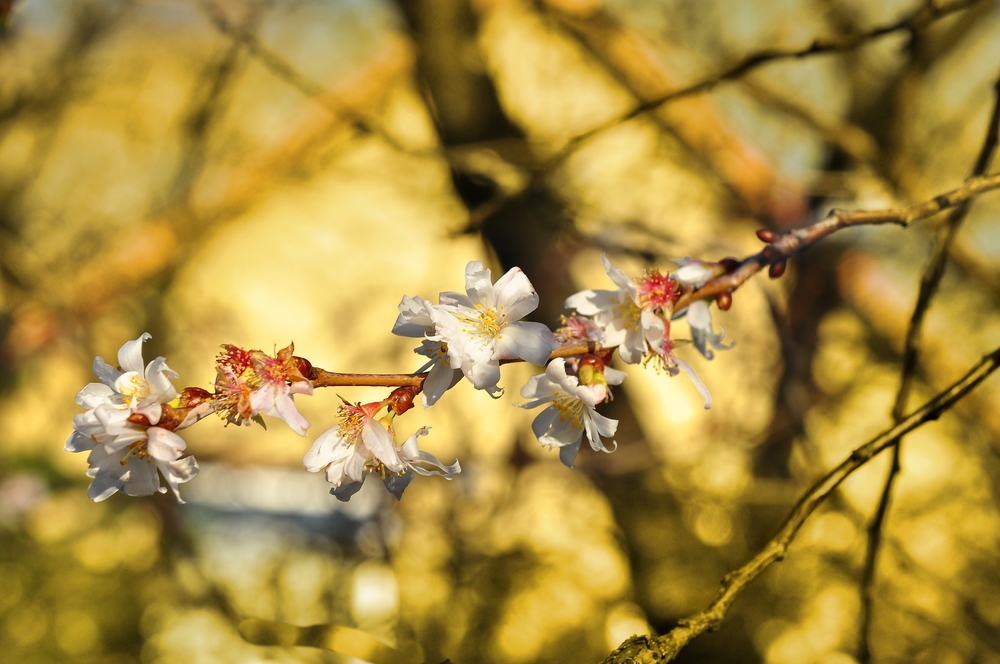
xmin=66 ymin=334 xmax=199 ymax=503
xmin=430 ymin=261 xmax=557 ymax=394
xmin=392 ymin=295 xmax=462 ymax=408
xmin=673 ymin=256 xmax=733 ymax=360
xmin=303 ymin=401 xmax=459 ymax=501
xmin=564 ymin=254 xmax=668 ymax=364
xmin=517 ymin=358 xmax=624 ymax=469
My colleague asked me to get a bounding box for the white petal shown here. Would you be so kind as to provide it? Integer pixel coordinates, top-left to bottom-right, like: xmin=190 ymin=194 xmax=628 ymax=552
xmin=495 ymin=322 xmax=557 ymax=365
xmin=604 ymin=366 xmax=628 ymax=385
xmin=65 ymin=431 xmax=96 ymax=453
xmin=464 ymin=262 xmax=495 ymax=306
xmin=674 ymin=259 xmax=714 ymax=288
xmin=494 ymin=268 xmax=539 ymax=322
xmin=117 ymin=333 xmax=151 ymax=374
xmin=361 ymin=419 xmax=405 ymax=473
xmin=687 ymin=300 xmax=712 ymax=328
xmin=274 ymin=393 xmax=310 ymax=436
xmin=121 ymin=457 xmax=162 ymax=497
xmin=392 ymin=295 xmax=436 ymax=337
xmin=383 ymin=472 xmax=414 ymax=500
xmin=675 ymin=357 xmax=712 ymax=409
xmin=601 ymin=254 xmax=636 ymax=292
xmin=143 ymin=356 xmax=179 ymax=401
xmin=564 ymin=289 xmax=618 ymax=316
xmin=421 ymin=363 xmax=461 ymax=409
xmin=158 ymin=455 xmax=199 ymax=503
xmin=531 ymin=407 xmax=583 ymax=448
xmin=303 ymin=426 xmax=349 ymax=472
xmin=559 ymin=439 xmax=583 ymax=469
xmin=465 ymin=358 xmax=501 ymax=392
xmin=332 ymin=481 xmax=365 ymax=501
xmin=146 ymin=427 xmax=187 ymax=461
xmin=75 ymin=382 xmax=116 ymax=409
xmin=92 ymin=357 xmax=121 ymax=387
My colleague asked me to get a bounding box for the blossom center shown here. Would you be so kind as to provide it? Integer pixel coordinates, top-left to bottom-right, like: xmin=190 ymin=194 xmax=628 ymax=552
xmin=636 ymin=270 xmax=679 ymax=312
xmin=462 ymin=304 xmax=504 ymax=338
xmin=121 ymin=440 xmax=152 ymax=465
xmin=553 ymin=392 xmax=586 ymax=429
xmin=613 ymin=296 xmax=642 ymax=332
xmin=117 ymin=373 xmax=149 ymax=405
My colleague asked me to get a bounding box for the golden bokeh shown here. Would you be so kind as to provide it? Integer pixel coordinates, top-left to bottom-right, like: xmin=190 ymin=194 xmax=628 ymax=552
xmin=2 ymin=1 xmax=1000 ymax=663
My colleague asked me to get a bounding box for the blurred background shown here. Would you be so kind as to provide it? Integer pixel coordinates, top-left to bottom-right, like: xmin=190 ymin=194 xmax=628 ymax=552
xmin=2 ymin=0 xmax=1000 ymax=662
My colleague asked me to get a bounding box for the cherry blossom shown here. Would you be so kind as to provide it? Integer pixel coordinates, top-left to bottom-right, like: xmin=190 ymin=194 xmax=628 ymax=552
xmin=429 ymin=261 xmax=558 ymax=395
xmin=213 ymin=343 xmax=313 ymax=435
xmin=518 ymin=357 xmax=625 ymax=468
xmin=303 ymin=400 xmax=460 ymax=501
xmin=66 ymin=333 xmax=199 ymax=502
xmin=673 ymin=257 xmax=733 ymax=360
xmin=392 ymin=295 xmax=462 ymax=408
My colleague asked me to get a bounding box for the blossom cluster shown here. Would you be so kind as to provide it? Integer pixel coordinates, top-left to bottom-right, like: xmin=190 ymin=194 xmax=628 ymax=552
xmin=65 ymin=334 xmax=200 ymax=502
xmin=65 ymin=254 xmax=731 ymax=503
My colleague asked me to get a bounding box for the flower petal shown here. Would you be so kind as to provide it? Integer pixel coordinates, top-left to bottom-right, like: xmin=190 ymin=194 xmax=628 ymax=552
xmin=422 ymin=362 xmax=461 ymax=409
xmin=117 ymin=333 xmax=152 ymax=375
xmin=675 ymin=357 xmax=712 ymax=409
xmin=495 ymin=321 xmax=557 ymax=365
xmin=331 ymin=481 xmax=365 ymax=502
xmin=392 ymin=295 xmax=435 ymax=337
xmin=361 ymin=419 xmax=405 ymax=473
xmin=383 ymin=472 xmax=414 ymax=500
xmin=559 ymin=439 xmax=582 ymax=469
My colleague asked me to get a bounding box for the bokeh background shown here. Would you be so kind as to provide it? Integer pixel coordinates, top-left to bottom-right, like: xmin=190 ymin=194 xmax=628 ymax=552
xmin=3 ymin=0 xmax=1000 ymax=662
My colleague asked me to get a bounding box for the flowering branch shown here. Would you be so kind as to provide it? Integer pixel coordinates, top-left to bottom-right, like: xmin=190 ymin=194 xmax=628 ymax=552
xmin=308 ymin=341 xmax=603 ymax=389
xmin=603 ymin=344 xmax=1000 ymax=664
xmin=857 ymin=68 xmax=1000 ymax=662
xmin=673 ymin=170 xmax=1000 ymax=311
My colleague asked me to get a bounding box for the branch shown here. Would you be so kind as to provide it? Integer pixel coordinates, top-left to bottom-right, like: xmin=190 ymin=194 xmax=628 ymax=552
xmin=857 ymin=68 xmax=1000 ymax=663
xmin=200 ymin=1 xmax=425 ymax=158
xmin=306 ymin=173 xmax=1000 ymax=390
xmin=603 ymin=344 xmax=1000 ymax=664
xmin=543 ymin=0 xmax=986 ymax=171
xmin=309 ymin=341 xmax=602 ymax=389
xmin=674 ymin=170 xmax=1000 ymax=311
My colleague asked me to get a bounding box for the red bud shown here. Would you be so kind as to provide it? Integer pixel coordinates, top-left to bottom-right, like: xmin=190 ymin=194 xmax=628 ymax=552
xmin=768 ymin=261 xmax=787 ymax=279
xmin=178 ymin=387 xmax=212 ymax=408
xmin=756 ymin=228 xmax=778 ymax=243
xmin=127 ymin=412 xmax=152 ymax=427
xmin=293 ymin=355 xmax=317 ymax=381
xmin=716 ymin=291 xmax=732 ymax=311
xmin=579 ymin=353 xmax=605 ymax=373
xmin=387 ymin=386 xmax=419 ymax=415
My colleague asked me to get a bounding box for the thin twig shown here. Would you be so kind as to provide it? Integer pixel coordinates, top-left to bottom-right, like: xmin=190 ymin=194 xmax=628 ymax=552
xmin=541 ymin=0 xmax=986 ymax=172
xmin=200 ymin=1 xmax=428 ymax=158
xmin=602 ymin=344 xmax=1000 ymax=664
xmin=673 ymin=170 xmax=1000 ymax=311
xmin=309 ymin=341 xmax=601 ymax=389
xmin=857 ymin=69 xmax=1000 ymax=663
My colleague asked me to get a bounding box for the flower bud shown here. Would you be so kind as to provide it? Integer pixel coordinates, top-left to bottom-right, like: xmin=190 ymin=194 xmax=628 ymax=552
xmin=716 ymin=291 xmax=733 ymax=311
xmin=756 ymin=228 xmax=778 ymax=243
xmin=387 ymin=386 xmax=419 ymax=416
xmin=768 ymin=261 xmax=787 ymax=279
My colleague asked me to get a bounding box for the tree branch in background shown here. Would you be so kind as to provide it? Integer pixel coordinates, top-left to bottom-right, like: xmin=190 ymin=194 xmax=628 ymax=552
xmin=857 ymin=69 xmax=1000 ymax=663
xmin=603 ymin=344 xmax=1000 ymax=664
xmin=200 ymin=0 xmax=429 ymax=158
xmin=542 ymin=0 xmax=986 ymax=175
